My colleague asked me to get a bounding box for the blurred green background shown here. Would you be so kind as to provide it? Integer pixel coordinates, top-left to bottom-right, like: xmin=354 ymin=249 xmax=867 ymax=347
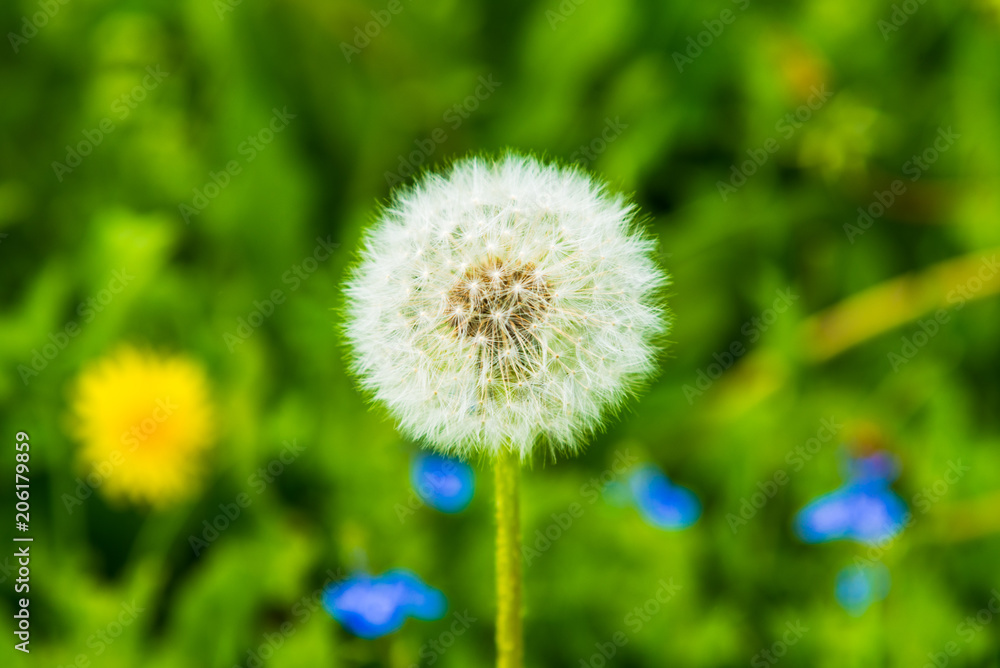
xmin=3 ymin=0 xmax=1000 ymax=665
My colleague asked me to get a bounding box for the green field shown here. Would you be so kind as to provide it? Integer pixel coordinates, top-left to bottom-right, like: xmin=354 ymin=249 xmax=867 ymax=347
xmin=2 ymin=0 xmax=1000 ymax=666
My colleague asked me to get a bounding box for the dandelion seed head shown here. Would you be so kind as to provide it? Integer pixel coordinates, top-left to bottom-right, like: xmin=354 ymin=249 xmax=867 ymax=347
xmin=344 ymin=154 xmax=669 ymax=460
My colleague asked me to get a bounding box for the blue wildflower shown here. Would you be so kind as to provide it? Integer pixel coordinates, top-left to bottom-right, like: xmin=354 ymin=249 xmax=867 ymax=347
xmin=410 ymin=453 xmax=475 ymax=513
xmin=794 ymin=451 xmax=908 ymax=545
xmin=843 ymin=451 xmax=899 ymax=484
xmin=835 ymin=564 xmax=890 ymax=615
xmin=628 ymin=465 xmax=701 ymax=530
xmin=322 ymin=570 xmax=447 ymax=639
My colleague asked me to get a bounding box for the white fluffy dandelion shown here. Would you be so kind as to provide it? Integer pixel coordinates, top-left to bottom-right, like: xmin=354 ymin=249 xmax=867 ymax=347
xmin=344 ymin=154 xmax=669 ymax=460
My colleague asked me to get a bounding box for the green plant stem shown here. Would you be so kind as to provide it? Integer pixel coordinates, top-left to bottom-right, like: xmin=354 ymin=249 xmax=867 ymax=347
xmin=495 ymin=451 xmax=522 ymax=668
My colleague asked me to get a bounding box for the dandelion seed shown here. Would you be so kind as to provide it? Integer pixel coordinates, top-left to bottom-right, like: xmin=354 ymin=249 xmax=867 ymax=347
xmin=343 ymin=153 xmax=670 ymax=667
xmin=344 ymin=154 xmax=668 ymax=461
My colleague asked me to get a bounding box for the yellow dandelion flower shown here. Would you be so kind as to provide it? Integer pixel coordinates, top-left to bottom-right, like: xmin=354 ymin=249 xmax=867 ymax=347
xmin=71 ymin=346 xmax=215 ymax=506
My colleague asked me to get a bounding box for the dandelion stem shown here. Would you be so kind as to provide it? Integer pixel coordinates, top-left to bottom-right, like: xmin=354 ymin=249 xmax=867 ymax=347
xmin=495 ymin=450 xmax=522 ymax=668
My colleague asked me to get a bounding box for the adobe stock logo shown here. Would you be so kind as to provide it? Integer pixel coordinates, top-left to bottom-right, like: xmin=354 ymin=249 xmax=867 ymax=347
xmin=682 ymin=288 xmax=798 ymax=404
xmin=887 ymin=254 xmax=998 ymax=371
xmin=179 ymin=107 xmax=296 ymax=224
xmin=18 ymin=269 xmax=135 ymax=385
xmin=51 ymin=66 xmax=169 ymax=181
xmin=750 ymin=620 xmax=808 ymax=667
xmin=844 ymin=127 xmax=959 ymax=244
xmin=580 ymin=579 xmax=682 ymax=667
xmin=726 ymin=417 xmax=842 ymax=534
xmin=569 ymin=117 xmax=628 ymax=165
xmin=717 ymin=85 xmax=833 ymax=201
xmin=8 ymin=0 xmax=72 ymax=53
xmin=339 ymin=0 xmax=415 ymax=63
xmin=672 ymin=0 xmax=751 ymax=73
xmin=383 ymin=75 xmax=502 ymax=187
xmin=878 ymin=0 xmax=930 ymax=40
xmin=923 ymin=590 xmax=1000 ymax=668
xmin=223 ymin=236 xmax=338 ymax=352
